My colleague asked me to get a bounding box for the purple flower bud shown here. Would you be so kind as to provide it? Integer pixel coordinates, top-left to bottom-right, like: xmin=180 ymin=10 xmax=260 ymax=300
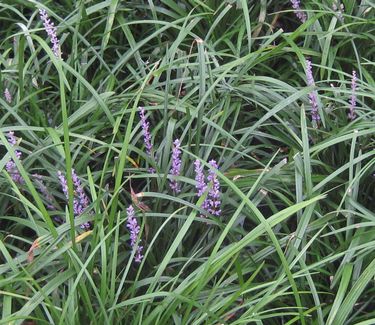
xmin=138 ymin=106 xmax=155 ymax=173
xmin=305 ymin=59 xmax=320 ymax=123
xmin=39 ymin=9 xmax=62 ymax=58
xmin=348 ymin=70 xmax=357 ymax=120
xmin=4 ymin=88 xmax=12 ymax=103
xmin=5 ymin=132 xmax=23 ymax=184
xmin=290 ymin=0 xmax=307 ymax=23
xmin=126 ymin=205 xmax=143 ymax=263
xmin=169 ymin=139 xmax=182 ymax=193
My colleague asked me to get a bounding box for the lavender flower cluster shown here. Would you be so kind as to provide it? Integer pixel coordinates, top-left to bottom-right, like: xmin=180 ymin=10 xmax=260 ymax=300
xmin=139 ymin=106 xmax=155 ymax=173
xmin=348 ymin=70 xmax=357 ymax=120
xmin=126 ymin=205 xmax=144 ymax=263
xmin=169 ymin=139 xmax=182 ymax=193
xmin=39 ymin=9 xmax=61 ymax=58
xmin=305 ymin=59 xmax=320 ymax=123
xmin=130 ymin=110 xmax=223 ymax=262
xmin=5 ymin=132 xmax=24 ymax=184
xmin=304 ymin=61 xmax=359 ymax=123
xmin=4 ymin=88 xmax=12 ymax=103
xmin=58 ymin=169 xmax=91 ymax=229
xmin=138 ymin=108 xmax=222 ymax=215
xmin=194 ymin=159 xmax=221 ymax=217
xmin=290 ymin=0 xmax=307 ymax=23
xmin=138 ymin=107 xmax=153 ymax=156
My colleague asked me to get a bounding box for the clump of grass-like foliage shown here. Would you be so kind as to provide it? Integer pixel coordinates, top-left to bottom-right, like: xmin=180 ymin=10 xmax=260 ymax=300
xmin=1 ymin=1 xmax=375 ymax=324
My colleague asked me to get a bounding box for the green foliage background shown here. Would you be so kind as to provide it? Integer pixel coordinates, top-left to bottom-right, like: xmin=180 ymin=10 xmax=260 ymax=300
xmin=1 ymin=0 xmax=375 ymax=324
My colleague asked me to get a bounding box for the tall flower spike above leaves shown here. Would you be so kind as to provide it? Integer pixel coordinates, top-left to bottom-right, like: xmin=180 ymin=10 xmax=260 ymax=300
xmin=169 ymin=139 xmax=182 ymax=193
xmin=126 ymin=205 xmax=144 ymax=263
xmin=305 ymin=59 xmax=320 ymax=123
xmin=138 ymin=106 xmax=155 ymax=173
xmin=5 ymin=132 xmax=24 ymax=184
xmin=206 ymin=160 xmax=221 ymax=216
xmin=290 ymin=0 xmax=307 ymax=23
xmin=348 ymin=70 xmax=357 ymax=120
xmin=39 ymin=9 xmax=62 ymax=58
xmin=4 ymin=88 xmax=12 ymax=103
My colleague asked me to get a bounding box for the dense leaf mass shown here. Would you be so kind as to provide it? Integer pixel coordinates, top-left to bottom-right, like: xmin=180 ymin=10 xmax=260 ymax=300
xmin=0 ymin=1 xmax=375 ymax=324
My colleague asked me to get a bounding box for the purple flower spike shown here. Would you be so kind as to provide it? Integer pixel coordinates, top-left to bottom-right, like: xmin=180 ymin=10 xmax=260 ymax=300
xmin=290 ymin=0 xmax=307 ymax=23
xmin=194 ymin=159 xmax=222 ymax=217
xmin=305 ymin=59 xmax=320 ymax=123
xmin=4 ymin=88 xmax=12 ymax=103
xmin=194 ymin=159 xmax=210 ymax=213
xmin=348 ymin=70 xmax=357 ymax=120
xmin=126 ymin=205 xmax=143 ymax=263
xmin=58 ymin=169 xmax=91 ymax=229
xmin=39 ymin=9 xmax=62 ymax=58
xmin=7 ymin=131 xmax=17 ymax=146
xmin=5 ymin=132 xmax=23 ymax=184
xmin=169 ymin=139 xmax=182 ymax=193
xmin=139 ymin=106 xmax=155 ymax=173
xmin=194 ymin=159 xmax=207 ymax=197
xmin=57 ymin=171 xmax=68 ymax=199
xmin=207 ymin=160 xmax=221 ymax=216
xmin=72 ymin=169 xmax=89 ymax=214
xmin=71 ymin=169 xmax=91 ymax=229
